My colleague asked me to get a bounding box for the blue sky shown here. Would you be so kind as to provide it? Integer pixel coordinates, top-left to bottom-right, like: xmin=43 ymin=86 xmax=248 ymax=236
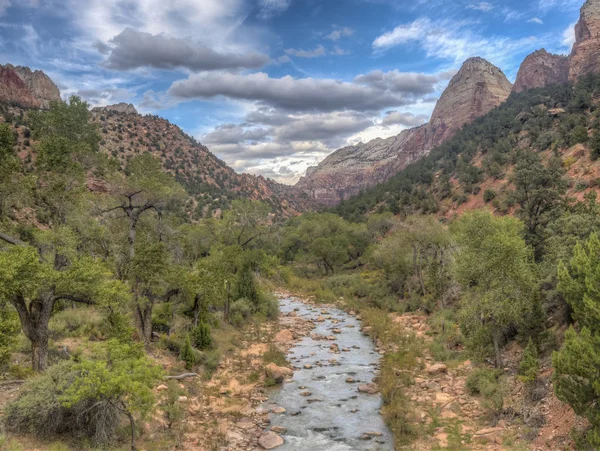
xmin=0 ymin=0 xmax=585 ymax=183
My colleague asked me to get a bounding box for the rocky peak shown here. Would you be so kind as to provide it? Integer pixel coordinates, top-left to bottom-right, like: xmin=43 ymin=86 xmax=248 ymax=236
xmin=429 ymin=57 xmax=512 ymax=140
xmin=0 ymin=64 xmax=60 ymax=109
xmin=297 ymin=57 xmax=512 ymax=206
xmin=7 ymin=64 xmax=61 ymax=108
xmin=513 ymin=49 xmax=569 ymax=93
xmin=92 ymin=102 xmax=138 ymax=115
xmin=569 ymin=0 xmax=600 ymax=80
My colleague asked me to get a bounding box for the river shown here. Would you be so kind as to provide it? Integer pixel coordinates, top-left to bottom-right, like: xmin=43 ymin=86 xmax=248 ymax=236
xmin=263 ymin=296 xmax=394 ymax=450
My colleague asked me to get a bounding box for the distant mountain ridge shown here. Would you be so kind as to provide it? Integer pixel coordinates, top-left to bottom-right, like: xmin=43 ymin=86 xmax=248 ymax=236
xmin=297 ymin=0 xmax=600 ymax=206
xmin=0 ymin=69 xmax=315 ymax=217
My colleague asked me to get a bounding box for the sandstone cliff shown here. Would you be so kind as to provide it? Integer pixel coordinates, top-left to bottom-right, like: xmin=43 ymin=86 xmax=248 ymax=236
xmin=92 ymin=103 xmax=138 ymax=115
xmin=0 ymin=64 xmax=61 ymax=109
xmin=297 ymin=58 xmax=512 ymax=206
xmin=513 ymin=50 xmax=569 ymax=93
xmin=569 ymin=0 xmax=600 ymax=81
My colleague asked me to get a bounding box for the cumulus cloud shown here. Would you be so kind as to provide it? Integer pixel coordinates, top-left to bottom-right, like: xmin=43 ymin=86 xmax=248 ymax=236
xmin=168 ymin=71 xmax=436 ymax=112
xmin=381 ymin=111 xmax=429 ymax=126
xmin=285 ymin=45 xmax=326 ymax=58
xmin=203 ymin=124 xmax=272 ymax=144
xmin=355 ymin=70 xmax=451 ymax=95
xmin=101 ymin=28 xmax=269 ymax=72
xmin=74 ymin=87 xmax=135 ymax=106
xmin=327 ymin=27 xmax=354 ymax=41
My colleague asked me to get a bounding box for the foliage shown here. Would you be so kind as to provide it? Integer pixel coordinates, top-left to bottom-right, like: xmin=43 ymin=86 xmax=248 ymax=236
xmin=453 ymin=211 xmax=536 ymax=367
xmin=518 ymin=339 xmax=539 ymax=385
xmin=553 ymin=233 xmax=600 ymax=446
xmin=191 ymin=322 xmax=212 ymax=350
xmin=179 ymin=335 xmax=196 ymax=370
xmin=0 ymin=302 xmax=20 ymax=367
xmin=6 ymin=340 xmax=160 ymax=447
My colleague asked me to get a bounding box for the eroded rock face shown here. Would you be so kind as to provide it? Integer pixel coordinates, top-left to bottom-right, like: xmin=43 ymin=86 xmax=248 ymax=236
xmin=297 ymin=58 xmax=512 ymax=206
xmin=8 ymin=64 xmax=61 ymax=108
xmin=92 ymin=102 xmax=138 ymax=115
xmin=513 ymin=50 xmax=569 ymax=93
xmin=569 ymin=0 xmax=600 ymax=81
xmin=0 ymin=65 xmax=41 ymax=108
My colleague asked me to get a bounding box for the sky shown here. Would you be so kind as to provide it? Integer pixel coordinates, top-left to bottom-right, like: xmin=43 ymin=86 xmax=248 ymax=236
xmin=0 ymin=0 xmax=586 ymax=184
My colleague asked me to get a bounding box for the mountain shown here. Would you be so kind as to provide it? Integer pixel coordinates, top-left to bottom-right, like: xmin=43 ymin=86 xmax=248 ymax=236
xmin=0 ymin=65 xmax=314 ymax=217
xmin=296 ymin=57 xmax=512 ymax=206
xmin=0 ymin=63 xmax=60 ymax=109
xmin=91 ymin=106 xmax=314 ymax=216
xmin=569 ymin=0 xmax=600 ymax=81
xmin=512 ymin=50 xmax=569 ymax=93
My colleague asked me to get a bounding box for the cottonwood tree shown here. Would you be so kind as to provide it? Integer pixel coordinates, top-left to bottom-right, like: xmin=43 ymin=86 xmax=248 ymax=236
xmin=453 ymin=210 xmax=535 ymax=367
xmin=0 ymin=242 xmax=129 ymax=371
xmin=101 ymin=154 xmax=185 ymax=343
xmin=220 ymin=199 xmax=272 ymax=249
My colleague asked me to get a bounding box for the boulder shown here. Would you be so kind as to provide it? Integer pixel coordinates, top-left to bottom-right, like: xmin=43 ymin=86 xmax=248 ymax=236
xmin=258 ymin=431 xmax=284 ymax=449
xmin=265 ymin=363 xmax=293 ymax=383
xmin=274 ymin=329 xmax=294 ymax=343
xmin=427 ymin=363 xmax=448 ymax=375
xmin=358 ymin=383 xmax=379 ymax=394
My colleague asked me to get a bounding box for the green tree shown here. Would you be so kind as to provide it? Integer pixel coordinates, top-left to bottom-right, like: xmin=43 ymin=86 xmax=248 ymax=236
xmin=453 ymin=211 xmax=535 ymax=367
xmin=179 ymin=335 xmax=196 ymax=371
xmin=513 ymin=150 xmax=567 ymax=260
xmin=0 ymin=301 xmax=20 ymax=367
xmin=0 ymin=244 xmax=129 ymax=371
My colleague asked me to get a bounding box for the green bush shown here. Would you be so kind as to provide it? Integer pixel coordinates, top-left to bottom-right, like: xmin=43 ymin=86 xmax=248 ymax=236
xmin=0 ymin=305 xmax=20 ymax=367
xmin=483 ymin=189 xmax=496 ymax=203
xmin=518 ymin=339 xmax=539 ymax=384
xmin=5 ymin=360 xmax=121 ymax=445
xmin=263 ymin=344 xmax=288 ymax=367
xmin=191 ymin=323 xmax=212 ymax=350
xmin=179 ymin=335 xmax=196 ymax=370
xmin=230 ymin=298 xmax=253 ymax=327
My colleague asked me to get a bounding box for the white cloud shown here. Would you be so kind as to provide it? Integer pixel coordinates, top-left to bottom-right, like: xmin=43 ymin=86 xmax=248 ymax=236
xmin=168 ymin=70 xmax=442 ymax=112
xmin=528 ymin=17 xmax=543 ymax=25
xmin=468 ymin=2 xmax=494 ymax=12
xmin=0 ymin=0 xmax=10 ymax=15
xmin=257 ymin=0 xmax=291 ymax=19
xmin=562 ymin=22 xmax=577 ymax=49
xmin=373 ymin=17 xmax=540 ymax=68
xmin=285 ymin=45 xmax=326 ymax=58
xmin=327 ymin=27 xmax=354 ymax=41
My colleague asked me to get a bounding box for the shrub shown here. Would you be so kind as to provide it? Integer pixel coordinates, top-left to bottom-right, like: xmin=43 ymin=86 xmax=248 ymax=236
xmin=483 ymin=189 xmax=496 ymax=203
xmin=230 ymin=298 xmax=253 ymax=327
xmin=519 ymin=339 xmax=539 ymax=385
xmin=466 ymin=368 xmax=505 ymax=422
xmin=191 ymin=323 xmax=212 ymax=350
xmin=179 ymin=335 xmax=196 ymax=370
xmin=5 ymin=361 xmax=122 ymax=446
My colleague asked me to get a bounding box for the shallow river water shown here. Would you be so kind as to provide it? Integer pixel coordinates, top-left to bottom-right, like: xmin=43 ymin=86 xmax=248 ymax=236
xmin=264 ymin=296 xmax=394 ymax=450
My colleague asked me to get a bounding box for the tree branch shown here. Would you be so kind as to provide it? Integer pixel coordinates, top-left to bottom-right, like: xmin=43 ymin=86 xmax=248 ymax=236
xmin=52 ymin=295 xmax=95 ymax=305
xmin=0 ymin=232 xmax=25 ymax=246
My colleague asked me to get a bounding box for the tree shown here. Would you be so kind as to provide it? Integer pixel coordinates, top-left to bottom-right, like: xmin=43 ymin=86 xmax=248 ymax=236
xmin=101 ymin=154 xmax=185 ymax=343
xmin=0 ymin=244 xmax=129 ymax=371
xmin=453 ymin=211 xmax=535 ymax=367
xmin=0 ymin=301 xmax=20 ymax=367
xmin=0 ymin=123 xmax=30 ymax=219
xmin=220 ymin=199 xmax=271 ymax=249
xmin=513 ymin=150 xmax=567 ymax=260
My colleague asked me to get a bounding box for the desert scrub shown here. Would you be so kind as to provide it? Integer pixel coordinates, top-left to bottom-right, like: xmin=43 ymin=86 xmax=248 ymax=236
xmin=466 ymin=367 xmax=505 ymax=423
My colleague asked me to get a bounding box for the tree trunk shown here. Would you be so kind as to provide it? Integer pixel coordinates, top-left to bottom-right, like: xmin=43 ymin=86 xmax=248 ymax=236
xmin=134 ymin=302 xmax=153 ymax=344
xmin=31 ymin=335 xmax=49 ymax=372
xmin=129 ymin=222 xmax=137 ymax=259
xmin=492 ymin=330 xmax=502 ymax=368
